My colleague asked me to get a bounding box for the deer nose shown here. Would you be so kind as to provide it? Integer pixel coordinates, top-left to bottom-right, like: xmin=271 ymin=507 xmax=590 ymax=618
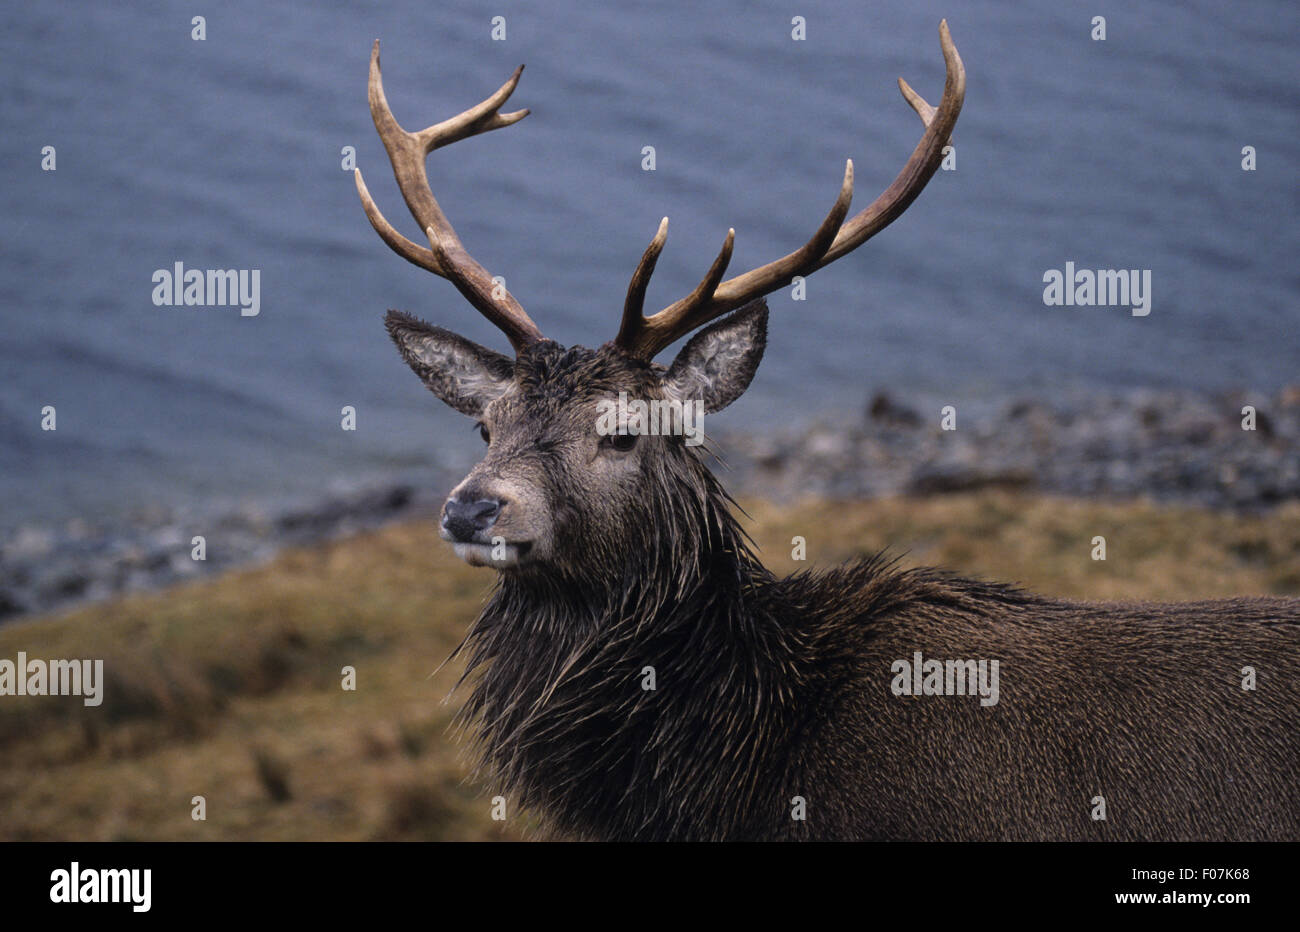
xmin=442 ymin=498 xmax=502 ymax=542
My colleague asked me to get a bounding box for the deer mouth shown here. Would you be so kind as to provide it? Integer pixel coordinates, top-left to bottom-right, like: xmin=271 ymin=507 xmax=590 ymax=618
xmin=451 ymin=539 xmax=534 ymax=568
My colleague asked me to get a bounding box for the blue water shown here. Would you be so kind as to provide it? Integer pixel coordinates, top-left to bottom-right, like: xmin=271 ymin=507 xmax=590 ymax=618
xmin=2 ymin=0 xmax=1297 ymax=532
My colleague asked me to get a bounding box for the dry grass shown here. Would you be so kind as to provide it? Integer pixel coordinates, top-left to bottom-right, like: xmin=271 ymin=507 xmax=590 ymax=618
xmin=1 ymin=491 xmax=1296 ymax=840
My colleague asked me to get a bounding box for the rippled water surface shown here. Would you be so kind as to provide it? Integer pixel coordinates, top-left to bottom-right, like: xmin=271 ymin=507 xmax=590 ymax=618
xmin=2 ymin=0 xmax=1296 ymax=533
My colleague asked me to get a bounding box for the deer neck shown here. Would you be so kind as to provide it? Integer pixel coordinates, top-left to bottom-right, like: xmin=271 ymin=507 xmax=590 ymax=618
xmin=452 ymin=470 xmax=801 ymax=838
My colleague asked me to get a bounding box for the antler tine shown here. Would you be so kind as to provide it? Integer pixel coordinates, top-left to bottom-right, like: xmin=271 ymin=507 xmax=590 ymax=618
xmin=355 ymin=168 xmax=441 ymax=271
xmin=670 ymin=227 xmax=736 ymax=330
xmin=614 ymin=20 xmax=964 ymax=361
xmin=355 ymin=39 xmax=544 ymax=353
xmin=616 ymin=223 xmax=740 ymax=360
xmin=618 ymin=217 xmax=670 ymax=346
xmin=897 ymin=76 xmax=936 ymax=126
xmin=816 ymin=19 xmax=964 ymax=267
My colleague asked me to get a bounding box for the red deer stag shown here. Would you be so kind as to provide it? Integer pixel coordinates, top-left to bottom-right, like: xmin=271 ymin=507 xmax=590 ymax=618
xmin=354 ymin=23 xmax=1299 ymax=841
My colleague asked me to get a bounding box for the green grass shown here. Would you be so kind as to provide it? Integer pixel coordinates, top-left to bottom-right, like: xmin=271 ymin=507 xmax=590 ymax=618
xmin=1 ymin=492 xmax=1296 ymax=840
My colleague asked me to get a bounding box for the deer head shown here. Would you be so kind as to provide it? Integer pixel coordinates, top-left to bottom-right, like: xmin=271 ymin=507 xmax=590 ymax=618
xmin=355 ymin=24 xmax=964 ymax=582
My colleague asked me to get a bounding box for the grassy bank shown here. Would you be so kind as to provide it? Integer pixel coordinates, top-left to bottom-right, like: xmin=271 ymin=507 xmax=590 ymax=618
xmin=1 ymin=491 xmax=1297 ymax=841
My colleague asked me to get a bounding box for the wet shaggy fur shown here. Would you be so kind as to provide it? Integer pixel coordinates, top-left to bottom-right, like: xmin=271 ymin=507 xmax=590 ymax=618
xmin=433 ymin=338 xmax=1300 ymax=841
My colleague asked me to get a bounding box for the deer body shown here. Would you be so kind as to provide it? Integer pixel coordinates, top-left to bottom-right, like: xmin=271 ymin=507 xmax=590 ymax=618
xmin=440 ymin=343 xmax=1299 ymax=841
xmin=471 ymin=552 xmax=1299 ymax=841
xmin=356 ymin=25 xmax=1300 ymax=840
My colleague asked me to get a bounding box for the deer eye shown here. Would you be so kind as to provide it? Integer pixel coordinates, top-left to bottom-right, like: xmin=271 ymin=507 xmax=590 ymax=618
xmin=601 ymin=432 xmax=638 ymax=453
xmin=476 ymin=422 xmax=490 ymax=444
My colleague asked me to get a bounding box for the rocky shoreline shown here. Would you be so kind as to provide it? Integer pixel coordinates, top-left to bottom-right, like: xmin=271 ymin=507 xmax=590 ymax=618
xmin=0 ymin=484 xmax=446 ymax=624
xmin=2 ymin=386 xmax=1297 ymax=622
xmin=715 ymin=386 xmax=1300 ymax=509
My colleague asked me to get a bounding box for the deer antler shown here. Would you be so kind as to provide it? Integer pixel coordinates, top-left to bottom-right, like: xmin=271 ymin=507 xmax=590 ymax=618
xmin=354 ymin=40 xmax=545 ymax=353
xmin=614 ymin=20 xmax=965 ymax=361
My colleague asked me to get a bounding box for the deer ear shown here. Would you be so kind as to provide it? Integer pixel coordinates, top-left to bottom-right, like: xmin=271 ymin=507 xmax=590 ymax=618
xmin=385 ymin=311 xmax=515 ymax=417
xmin=662 ymin=299 xmax=767 ymax=414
